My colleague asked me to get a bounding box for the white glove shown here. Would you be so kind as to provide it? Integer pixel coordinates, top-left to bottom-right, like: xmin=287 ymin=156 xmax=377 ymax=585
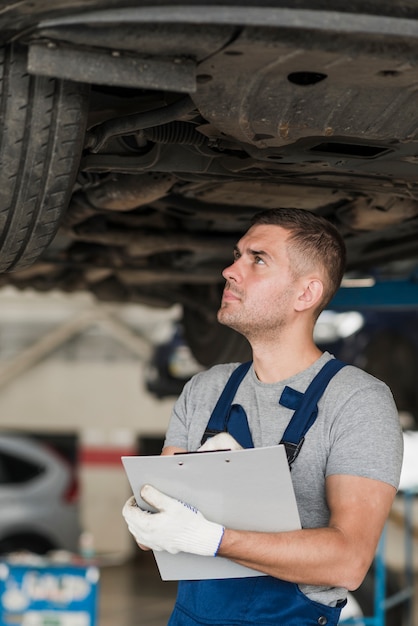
xmin=122 ymin=485 xmax=224 ymax=556
xmin=198 ymin=432 xmax=243 ymax=452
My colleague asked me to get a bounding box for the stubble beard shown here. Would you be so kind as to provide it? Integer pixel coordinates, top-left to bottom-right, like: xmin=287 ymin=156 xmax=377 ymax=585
xmin=218 ymin=302 xmax=286 ymax=343
xmin=217 ymin=299 xmax=249 ymax=336
xmin=218 ymin=287 xmax=293 ymax=342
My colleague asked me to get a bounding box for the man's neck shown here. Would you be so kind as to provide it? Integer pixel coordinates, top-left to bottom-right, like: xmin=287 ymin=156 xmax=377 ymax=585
xmin=250 ymin=338 xmax=323 ymax=384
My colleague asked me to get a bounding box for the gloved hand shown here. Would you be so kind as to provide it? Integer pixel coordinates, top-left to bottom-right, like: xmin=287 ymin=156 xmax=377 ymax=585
xmin=122 ymin=485 xmax=225 ymax=556
xmin=198 ymin=432 xmax=243 ymax=452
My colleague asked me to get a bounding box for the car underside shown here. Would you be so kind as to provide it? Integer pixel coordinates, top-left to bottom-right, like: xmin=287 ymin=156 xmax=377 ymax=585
xmin=1 ymin=1 xmax=418 ymax=365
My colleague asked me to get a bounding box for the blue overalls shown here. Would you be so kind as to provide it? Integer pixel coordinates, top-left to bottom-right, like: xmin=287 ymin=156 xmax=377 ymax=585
xmin=168 ymin=359 xmax=347 ymax=626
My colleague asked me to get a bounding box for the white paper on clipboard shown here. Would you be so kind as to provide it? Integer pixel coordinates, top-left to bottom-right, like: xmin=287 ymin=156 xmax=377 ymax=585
xmin=122 ymin=444 xmax=301 ymax=581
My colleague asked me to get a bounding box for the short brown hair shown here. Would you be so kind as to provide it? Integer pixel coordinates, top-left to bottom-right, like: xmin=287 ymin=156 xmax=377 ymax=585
xmin=251 ymin=208 xmax=346 ymax=314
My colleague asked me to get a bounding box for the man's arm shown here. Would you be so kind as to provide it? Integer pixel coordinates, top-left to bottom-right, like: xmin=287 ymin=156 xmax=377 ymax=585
xmin=122 ymin=471 xmax=396 ymax=589
xmin=125 ymin=444 xmax=396 ymax=590
xmin=218 ymin=473 xmax=396 ymax=591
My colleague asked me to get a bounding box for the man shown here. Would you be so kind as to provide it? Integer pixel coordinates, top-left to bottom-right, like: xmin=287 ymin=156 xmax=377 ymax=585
xmin=123 ymin=208 xmax=403 ymax=625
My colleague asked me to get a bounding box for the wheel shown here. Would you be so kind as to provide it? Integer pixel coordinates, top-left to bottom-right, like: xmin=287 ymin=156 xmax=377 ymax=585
xmin=182 ymin=287 xmax=251 ymax=366
xmin=0 ymin=44 xmax=89 ymax=272
xmin=0 ymin=533 xmax=55 ymax=555
xmin=362 ymin=330 xmax=418 ymax=429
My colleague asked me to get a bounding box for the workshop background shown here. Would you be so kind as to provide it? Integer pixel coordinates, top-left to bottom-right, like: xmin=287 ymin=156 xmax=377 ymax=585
xmin=0 ymin=287 xmax=178 ymax=559
xmin=1 ymin=287 xmax=417 ymax=626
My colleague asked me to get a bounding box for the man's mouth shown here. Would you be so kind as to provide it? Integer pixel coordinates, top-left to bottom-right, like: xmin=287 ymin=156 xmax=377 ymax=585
xmin=222 ymin=288 xmax=240 ymax=302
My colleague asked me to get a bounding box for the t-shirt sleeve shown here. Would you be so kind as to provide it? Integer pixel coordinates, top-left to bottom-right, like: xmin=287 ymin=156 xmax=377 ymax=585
xmin=324 ymin=371 xmax=404 ymax=489
xmin=163 ymin=378 xmax=193 ymax=450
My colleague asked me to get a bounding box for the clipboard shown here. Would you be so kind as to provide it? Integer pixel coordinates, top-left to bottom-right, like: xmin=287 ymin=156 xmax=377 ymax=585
xmin=122 ymin=445 xmax=301 ymax=580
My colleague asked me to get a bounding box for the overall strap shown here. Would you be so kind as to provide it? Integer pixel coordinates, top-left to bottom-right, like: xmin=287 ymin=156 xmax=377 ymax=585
xmin=280 ymin=358 xmax=346 ymax=466
xmin=201 ymin=358 xmax=347 ymax=467
xmin=200 ymin=361 xmax=252 ymax=446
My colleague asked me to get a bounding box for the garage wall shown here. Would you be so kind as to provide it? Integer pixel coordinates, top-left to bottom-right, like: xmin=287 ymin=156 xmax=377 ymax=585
xmin=0 ymin=289 xmax=180 ymax=558
xmin=0 ymin=357 xmax=176 ymax=557
xmin=0 ymin=358 xmax=173 ymax=436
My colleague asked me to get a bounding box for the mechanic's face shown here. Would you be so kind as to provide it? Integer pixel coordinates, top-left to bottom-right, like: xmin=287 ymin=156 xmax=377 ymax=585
xmin=218 ymin=224 xmax=302 ymax=339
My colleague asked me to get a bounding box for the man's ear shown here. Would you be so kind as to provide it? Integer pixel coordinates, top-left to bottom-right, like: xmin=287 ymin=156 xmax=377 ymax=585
xmin=295 ymin=278 xmax=323 ymax=311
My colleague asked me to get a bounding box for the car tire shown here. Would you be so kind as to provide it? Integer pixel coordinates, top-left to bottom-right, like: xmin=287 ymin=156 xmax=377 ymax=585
xmin=362 ymin=330 xmax=418 ymax=429
xmin=0 ymin=44 xmax=89 ymax=272
xmin=0 ymin=533 xmax=55 ymax=555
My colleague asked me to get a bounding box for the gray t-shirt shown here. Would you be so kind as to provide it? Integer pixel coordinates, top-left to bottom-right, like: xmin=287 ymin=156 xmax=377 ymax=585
xmin=164 ymin=351 xmax=404 ymax=606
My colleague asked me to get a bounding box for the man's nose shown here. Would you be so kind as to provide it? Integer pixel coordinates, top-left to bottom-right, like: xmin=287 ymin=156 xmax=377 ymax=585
xmin=222 ymin=260 xmax=239 ymax=282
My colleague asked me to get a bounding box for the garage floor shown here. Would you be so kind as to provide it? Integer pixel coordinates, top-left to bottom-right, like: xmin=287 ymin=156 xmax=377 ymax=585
xmin=99 ymin=552 xmax=177 ymax=626
xmin=98 ymin=547 xmax=418 ymax=626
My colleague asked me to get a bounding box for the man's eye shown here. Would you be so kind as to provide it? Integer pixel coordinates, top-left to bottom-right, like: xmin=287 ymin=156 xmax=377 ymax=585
xmin=254 ymin=256 xmax=265 ymax=264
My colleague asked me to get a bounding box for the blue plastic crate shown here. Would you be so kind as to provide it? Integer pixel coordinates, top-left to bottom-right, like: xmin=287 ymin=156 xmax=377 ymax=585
xmin=0 ymin=559 xmax=99 ymax=626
